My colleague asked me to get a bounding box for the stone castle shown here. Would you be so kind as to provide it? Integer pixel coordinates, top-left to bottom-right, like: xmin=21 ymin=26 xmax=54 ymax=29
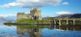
xmin=17 ymin=8 xmax=41 ymax=20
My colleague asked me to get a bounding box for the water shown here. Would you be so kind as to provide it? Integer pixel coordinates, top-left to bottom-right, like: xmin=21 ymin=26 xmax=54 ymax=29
xmin=0 ymin=23 xmax=81 ymax=37
xmin=40 ymin=28 xmax=81 ymax=37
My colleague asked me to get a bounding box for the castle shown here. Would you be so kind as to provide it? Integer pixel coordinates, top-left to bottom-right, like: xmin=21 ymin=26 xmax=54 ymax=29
xmin=17 ymin=8 xmax=41 ymax=20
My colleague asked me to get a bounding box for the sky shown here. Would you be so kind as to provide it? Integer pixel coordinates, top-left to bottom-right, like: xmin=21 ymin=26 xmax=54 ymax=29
xmin=0 ymin=0 xmax=81 ymax=17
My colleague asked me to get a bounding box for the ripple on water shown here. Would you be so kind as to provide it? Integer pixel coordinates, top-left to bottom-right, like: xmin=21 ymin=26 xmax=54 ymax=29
xmin=0 ymin=24 xmax=17 ymax=37
xmin=40 ymin=28 xmax=81 ymax=37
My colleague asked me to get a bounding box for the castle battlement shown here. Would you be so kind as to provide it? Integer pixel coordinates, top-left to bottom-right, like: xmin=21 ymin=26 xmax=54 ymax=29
xmin=17 ymin=8 xmax=41 ymax=20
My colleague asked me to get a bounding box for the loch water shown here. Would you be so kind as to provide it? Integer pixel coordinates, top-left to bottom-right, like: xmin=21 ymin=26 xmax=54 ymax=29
xmin=0 ymin=23 xmax=81 ymax=37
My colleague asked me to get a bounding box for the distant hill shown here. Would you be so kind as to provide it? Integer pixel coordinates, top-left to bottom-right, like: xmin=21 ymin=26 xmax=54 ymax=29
xmin=70 ymin=14 xmax=81 ymax=18
xmin=0 ymin=17 xmax=7 ymax=22
xmin=56 ymin=14 xmax=81 ymax=18
xmin=5 ymin=16 xmax=16 ymax=21
xmin=0 ymin=16 xmax=16 ymax=23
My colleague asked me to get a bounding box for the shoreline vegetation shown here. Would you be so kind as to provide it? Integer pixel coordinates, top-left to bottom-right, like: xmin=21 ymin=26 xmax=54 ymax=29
xmin=4 ymin=18 xmax=81 ymax=31
xmin=4 ymin=18 xmax=81 ymax=25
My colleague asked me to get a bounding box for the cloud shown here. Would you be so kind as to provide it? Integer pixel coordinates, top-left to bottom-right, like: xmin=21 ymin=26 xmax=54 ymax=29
xmin=56 ymin=11 xmax=73 ymax=15
xmin=62 ymin=2 xmax=69 ymax=5
xmin=0 ymin=13 xmax=16 ymax=17
xmin=0 ymin=0 xmax=63 ymax=8
xmin=0 ymin=2 xmax=17 ymax=8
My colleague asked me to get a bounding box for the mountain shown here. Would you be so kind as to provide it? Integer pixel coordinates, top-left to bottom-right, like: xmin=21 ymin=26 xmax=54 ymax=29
xmin=0 ymin=16 xmax=16 ymax=23
xmin=5 ymin=16 xmax=16 ymax=21
xmin=0 ymin=17 xmax=7 ymax=22
xmin=70 ymin=14 xmax=81 ymax=18
xmin=56 ymin=14 xmax=81 ymax=18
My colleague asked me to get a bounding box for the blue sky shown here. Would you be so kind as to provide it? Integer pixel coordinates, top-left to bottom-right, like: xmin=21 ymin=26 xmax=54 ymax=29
xmin=0 ymin=0 xmax=81 ymax=17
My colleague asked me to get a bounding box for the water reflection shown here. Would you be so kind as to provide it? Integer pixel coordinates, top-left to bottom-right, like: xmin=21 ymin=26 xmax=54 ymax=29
xmin=40 ymin=28 xmax=81 ymax=37
xmin=17 ymin=25 xmax=30 ymax=37
xmin=0 ymin=23 xmax=81 ymax=37
xmin=0 ymin=25 xmax=17 ymax=37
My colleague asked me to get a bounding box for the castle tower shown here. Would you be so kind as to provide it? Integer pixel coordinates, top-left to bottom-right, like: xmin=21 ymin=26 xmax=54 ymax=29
xmin=30 ymin=8 xmax=41 ymax=20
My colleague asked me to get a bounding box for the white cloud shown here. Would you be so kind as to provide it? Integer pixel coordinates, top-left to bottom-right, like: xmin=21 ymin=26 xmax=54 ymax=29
xmin=0 ymin=13 xmax=16 ymax=17
xmin=56 ymin=11 xmax=73 ymax=15
xmin=0 ymin=14 xmax=5 ymax=17
xmin=62 ymin=2 xmax=69 ymax=5
xmin=0 ymin=2 xmax=18 ymax=8
xmin=0 ymin=0 xmax=63 ymax=8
